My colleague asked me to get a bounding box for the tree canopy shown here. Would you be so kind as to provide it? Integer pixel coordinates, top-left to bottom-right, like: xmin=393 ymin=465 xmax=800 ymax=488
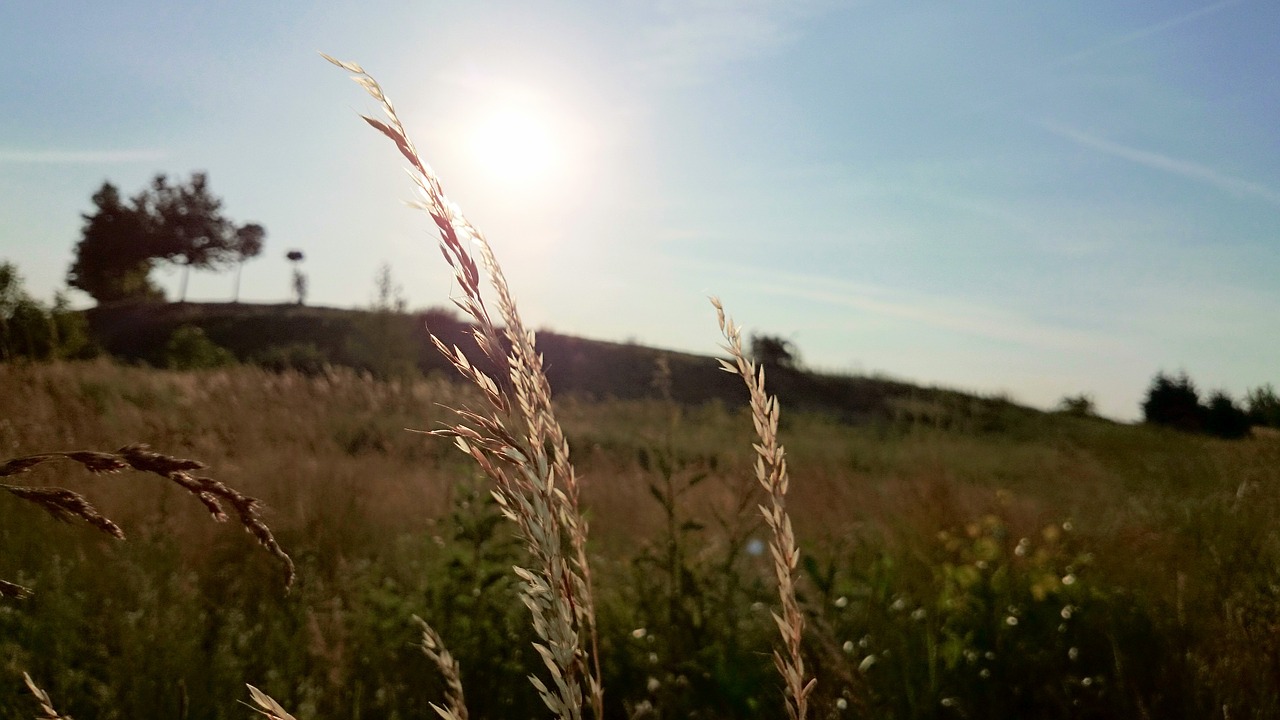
xmin=1246 ymin=384 xmax=1280 ymax=428
xmin=66 ymin=183 xmax=163 ymax=303
xmin=230 ymin=223 xmax=266 ymax=302
xmin=67 ymin=173 xmax=265 ymax=304
xmin=749 ymin=333 xmax=799 ymax=370
xmin=1141 ymin=371 xmax=1203 ymax=433
xmin=1141 ymin=371 xmax=1252 ymax=439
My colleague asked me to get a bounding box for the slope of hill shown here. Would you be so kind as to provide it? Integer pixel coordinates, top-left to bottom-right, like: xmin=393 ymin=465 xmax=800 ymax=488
xmin=84 ymin=300 xmax=1053 ymax=429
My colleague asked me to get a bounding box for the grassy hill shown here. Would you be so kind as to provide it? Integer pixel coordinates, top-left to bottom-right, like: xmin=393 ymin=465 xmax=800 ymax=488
xmin=18 ymin=301 xmax=1280 ymax=719
xmin=84 ymin=300 xmax=1049 ymax=430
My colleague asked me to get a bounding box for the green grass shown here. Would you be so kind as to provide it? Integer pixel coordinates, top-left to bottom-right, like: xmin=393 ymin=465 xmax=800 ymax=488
xmin=3 ymin=360 xmax=1280 ymax=718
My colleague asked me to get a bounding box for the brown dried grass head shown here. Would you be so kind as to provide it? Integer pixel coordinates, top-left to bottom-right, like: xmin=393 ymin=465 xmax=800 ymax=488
xmin=1 ymin=443 xmax=294 ymax=597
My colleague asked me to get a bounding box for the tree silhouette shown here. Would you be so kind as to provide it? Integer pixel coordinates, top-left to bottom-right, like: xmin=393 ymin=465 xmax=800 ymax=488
xmin=68 ymin=173 xmax=263 ymax=304
xmin=1203 ymin=391 xmax=1251 ymax=439
xmin=749 ymin=334 xmax=798 ymax=369
xmin=286 ymin=250 xmax=307 ymax=305
xmin=230 ymin=223 xmax=266 ymax=302
xmin=147 ymin=173 xmax=242 ymax=302
xmin=1142 ymin=372 xmax=1253 ymax=439
xmin=1141 ymin=371 xmax=1203 ymax=433
xmin=66 ymin=183 xmax=164 ymax=303
xmin=1246 ymin=384 xmax=1280 ymax=429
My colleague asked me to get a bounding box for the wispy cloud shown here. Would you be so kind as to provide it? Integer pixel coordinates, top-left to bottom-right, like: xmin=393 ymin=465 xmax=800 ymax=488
xmin=682 ymin=256 xmax=1121 ymax=352
xmin=1040 ymin=120 xmax=1280 ymax=207
xmin=0 ymin=148 xmax=166 ymax=165
xmin=634 ymin=0 xmax=827 ymax=86
xmin=1054 ymin=0 xmax=1244 ymax=66
xmin=757 ymin=273 xmax=1111 ymax=352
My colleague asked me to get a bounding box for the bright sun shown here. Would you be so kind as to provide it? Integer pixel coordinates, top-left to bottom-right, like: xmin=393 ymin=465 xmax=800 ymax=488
xmin=470 ymin=107 xmax=560 ymax=185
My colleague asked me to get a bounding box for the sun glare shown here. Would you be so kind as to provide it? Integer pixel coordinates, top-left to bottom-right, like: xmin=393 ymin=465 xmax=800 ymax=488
xmin=470 ymin=106 xmax=561 ymax=185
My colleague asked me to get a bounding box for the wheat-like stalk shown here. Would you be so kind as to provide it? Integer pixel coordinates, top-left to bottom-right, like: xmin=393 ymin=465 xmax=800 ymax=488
xmin=325 ymin=54 xmax=603 ymax=720
xmin=0 ymin=444 xmax=294 ymax=591
xmin=413 ymin=614 xmax=469 ymax=720
xmin=23 ymin=672 xmax=71 ymax=720
xmin=245 ymin=684 xmax=298 ymax=720
xmin=712 ymin=297 xmax=815 ymax=720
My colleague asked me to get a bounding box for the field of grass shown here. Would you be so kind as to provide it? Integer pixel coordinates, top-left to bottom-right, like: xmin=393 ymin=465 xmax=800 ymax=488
xmin=3 ymin=358 xmax=1280 ymax=719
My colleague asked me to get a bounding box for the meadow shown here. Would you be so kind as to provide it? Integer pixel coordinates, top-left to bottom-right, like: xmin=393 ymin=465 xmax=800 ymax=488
xmin=3 ymin=358 xmax=1280 ymax=719
xmin=6 ymin=58 xmax=1280 ymax=720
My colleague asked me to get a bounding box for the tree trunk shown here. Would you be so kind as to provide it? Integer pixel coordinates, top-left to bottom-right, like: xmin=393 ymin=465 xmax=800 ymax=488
xmin=178 ymin=262 xmax=191 ymax=303
xmin=233 ymin=261 xmax=243 ymax=303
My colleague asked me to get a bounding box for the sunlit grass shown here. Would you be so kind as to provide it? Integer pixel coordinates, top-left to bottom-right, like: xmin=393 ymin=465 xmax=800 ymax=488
xmin=4 ymin=359 xmax=1280 ymax=717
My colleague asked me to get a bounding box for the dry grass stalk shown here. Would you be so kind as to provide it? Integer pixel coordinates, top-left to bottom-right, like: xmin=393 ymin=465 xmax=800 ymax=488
xmin=23 ymin=672 xmax=71 ymax=720
xmin=245 ymin=685 xmax=298 ymax=720
xmin=712 ymin=297 xmax=815 ymax=720
xmin=0 ymin=444 xmax=294 ymax=591
xmin=413 ymin=614 xmax=469 ymax=720
xmin=325 ymin=53 xmax=603 ymax=720
xmin=0 ymin=579 xmax=33 ymax=599
xmin=0 ymin=485 xmax=124 ymax=539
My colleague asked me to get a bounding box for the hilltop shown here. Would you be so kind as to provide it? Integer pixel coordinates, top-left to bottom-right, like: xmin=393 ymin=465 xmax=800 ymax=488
xmin=83 ymin=300 xmax=1052 ymax=430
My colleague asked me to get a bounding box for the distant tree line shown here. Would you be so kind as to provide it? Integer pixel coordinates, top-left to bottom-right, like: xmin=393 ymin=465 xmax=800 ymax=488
xmin=68 ymin=173 xmax=265 ymax=304
xmin=1141 ymin=371 xmax=1277 ymax=439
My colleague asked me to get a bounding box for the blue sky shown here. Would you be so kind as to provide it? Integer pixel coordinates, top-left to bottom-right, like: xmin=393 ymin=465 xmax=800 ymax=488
xmin=2 ymin=1 xmax=1277 ymax=420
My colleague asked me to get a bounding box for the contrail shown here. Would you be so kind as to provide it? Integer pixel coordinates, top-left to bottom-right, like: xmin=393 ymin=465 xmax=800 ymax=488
xmin=0 ymin=149 xmax=166 ymax=164
xmin=1040 ymin=120 xmax=1280 ymax=207
xmin=1054 ymin=0 xmax=1244 ymax=66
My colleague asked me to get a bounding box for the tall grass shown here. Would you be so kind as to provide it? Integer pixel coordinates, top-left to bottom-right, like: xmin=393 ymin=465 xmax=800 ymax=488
xmin=318 ymin=53 xmax=818 ymax=719
xmin=714 ymin=298 xmax=813 ymax=720
xmin=322 ymin=53 xmax=605 ymax=720
xmin=5 ymin=360 xmax=1280 ymax=717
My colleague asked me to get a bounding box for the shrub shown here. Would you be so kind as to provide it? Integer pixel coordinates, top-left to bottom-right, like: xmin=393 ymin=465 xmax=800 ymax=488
xmin=0 ymin=262 xmax=93 ymax=362
xmin=255 ymin=342 xmax=330 ymax=376
xmin=163 ymin=324 xmax=235 ymax=370
xmin=1203 ymin=391 xmax=1251 ymax=439
xmin=1245 ymin=384 xmax=1280 ymax=429
xmin=1142 ymin=372 xmax=1203 ymax=433
xmin=1056 ymin=394 xmax=1096 ymax=417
